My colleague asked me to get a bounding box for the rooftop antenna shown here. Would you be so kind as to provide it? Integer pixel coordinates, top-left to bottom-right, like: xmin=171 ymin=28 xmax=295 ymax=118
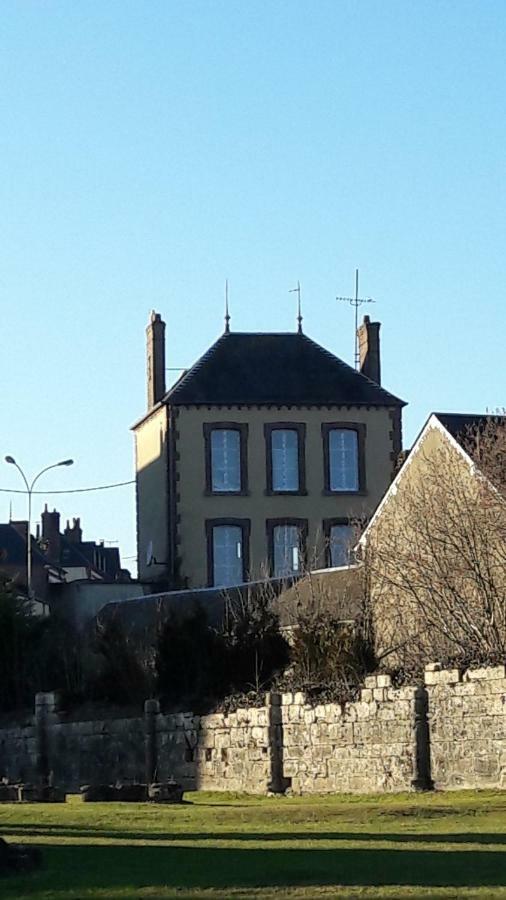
xmin=290 ymin=280 xmax=303 ymax=333
xmin=336 ymin=269 xmax=375 ymax=368
xmin=224 ymin=279 xmax=230 ymax=333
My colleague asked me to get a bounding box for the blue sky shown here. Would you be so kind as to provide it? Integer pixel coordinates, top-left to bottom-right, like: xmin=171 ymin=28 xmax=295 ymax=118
xmin=1 ymin=0 xmax=505 ymax=571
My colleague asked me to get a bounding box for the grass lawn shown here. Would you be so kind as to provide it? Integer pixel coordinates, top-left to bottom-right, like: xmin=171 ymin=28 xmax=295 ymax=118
xmin=1 ymin=790 xmax=506 ymax=899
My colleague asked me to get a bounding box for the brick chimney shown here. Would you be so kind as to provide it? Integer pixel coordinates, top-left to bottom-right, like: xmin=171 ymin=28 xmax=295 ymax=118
xmin=146 ymin=310 xmax=166 ymax=410
xmin=41 ymin=505 xmax=61 ymax=564
xmin=64 ymin=517 xmax=83 ymax=544
xmin=357 ymin=315 xmax=381 ymax=385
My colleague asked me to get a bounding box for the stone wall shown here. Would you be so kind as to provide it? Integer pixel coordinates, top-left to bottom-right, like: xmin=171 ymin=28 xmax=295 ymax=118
xmin=426 ymin=663 xmax=506 ymax=790
xmin=1 ymin=665 xmax=506 ymax=794
xmin=282 ymin=678 xmax=416 ymax=794
xmin=0 ymin=720 xmax=36 ymax=783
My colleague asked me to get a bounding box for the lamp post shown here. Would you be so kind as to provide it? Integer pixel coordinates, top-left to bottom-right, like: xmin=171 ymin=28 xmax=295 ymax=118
xmin=4 ymin=456 xmax=74 ymax=604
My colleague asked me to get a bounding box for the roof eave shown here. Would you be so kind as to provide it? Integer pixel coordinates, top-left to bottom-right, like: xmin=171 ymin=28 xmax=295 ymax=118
xmin=131 ymin=401 xmax=166 ymax=431
xmin=165 ymin=394 xmax=406 ymax=408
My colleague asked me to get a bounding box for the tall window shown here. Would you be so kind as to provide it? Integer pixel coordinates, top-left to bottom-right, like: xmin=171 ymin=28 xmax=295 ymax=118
xmin=204 ymin=424 xmax=248 ymax=494
xmin=272 ymin=430 xmax=298 ymax=491
xmin=267 ymin=519 xmax=307 ymax=578
xmin=327 ymin=523 xmax=354 ymax=567
xmin=322 ymin=424 xmax=365 ymax=493
xmin=207 ymin=519 xmax=250 ymax=587
xmin=211 ymin=429 xmax=240 ymax=491
xmin=265 ymin=423 xmax=306 ymax=494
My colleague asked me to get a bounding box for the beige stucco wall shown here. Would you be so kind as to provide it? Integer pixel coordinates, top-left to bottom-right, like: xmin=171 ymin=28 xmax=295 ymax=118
xmin=176 ymin=405 xmax=397 ymax=587
xmin=367 ymin=425 xmax=461 ymax=663
xmin=366 ymin=422 xmax=506 ymax=667
xmin=134 ymin=405 xmax=169 ymax=581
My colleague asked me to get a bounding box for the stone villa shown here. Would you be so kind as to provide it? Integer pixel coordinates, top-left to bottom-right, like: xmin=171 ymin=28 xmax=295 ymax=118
xmin=133 ymin=310 xmax=405 ymax=589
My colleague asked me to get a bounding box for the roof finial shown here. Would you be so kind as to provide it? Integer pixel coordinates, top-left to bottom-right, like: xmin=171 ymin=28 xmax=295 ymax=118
xmin=290 ymin=281 xmax=302 ymax=333
xmin=224 ymin=279 xmax=230 ymax=333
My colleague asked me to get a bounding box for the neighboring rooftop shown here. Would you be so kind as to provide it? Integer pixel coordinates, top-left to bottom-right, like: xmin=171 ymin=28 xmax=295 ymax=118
xmin=0 ymin=523 xmax=52 ymax=570
xmin=164 ymin=331 xmax=405 ymax=407
xmin=434 ymin=412 xmax=506 ymax=446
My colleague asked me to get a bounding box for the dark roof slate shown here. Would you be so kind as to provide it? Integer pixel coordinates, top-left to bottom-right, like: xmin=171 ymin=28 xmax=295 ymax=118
xmin=164 ymin=332 xmax=405 ymax=407
xmin=0 ymin=524 xmax=53 ymax=568
xmin=434 ymin=412 xmax=506 ymax=446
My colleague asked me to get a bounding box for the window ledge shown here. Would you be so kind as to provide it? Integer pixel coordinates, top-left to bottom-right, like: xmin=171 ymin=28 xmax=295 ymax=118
xmin=321 ymin=489 xmax=368 ymax=497
xmin=264 ymin=489 xmax=308 ymax=497
xmin=204 ymin=490 xmax=250 ymax=497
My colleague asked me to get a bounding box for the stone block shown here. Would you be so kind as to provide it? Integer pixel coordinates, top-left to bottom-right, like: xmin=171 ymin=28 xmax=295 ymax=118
xmin=373 ymin=688 xmax=387 ymax=702
xmin=293 ymin=692 xmax=306 ymax=706
xmin=35 ymin=692 xmax=60 ymax=713
xmin=148 ymin=781 xmax=183 ymax=803
xmin=281 ymin=693 xmax=293 ymax=706
xmin=354 ymin=701 xmax=371 ymax=719
xmin=343 ymin=704 xmax=357 ymax=722
xmin=425 ymin=668 xmax=461 ymax=685
xmin=0 ymin=784 xmax=20 ymax=802
xmin=464 ymin=666 xmax=506 ymax=682
xmin=201 ymin=714 xmax=224 ymax=730
xmin=364 ymin=675 xmax=377 ymax=688
xmin=473 ymin=757 xmax=500 ymax=778
xmin=283 ymin=759 xmax=299 ymax=777
xmin=376 ymin=674 xmax=392 ymax=688
xmin=360 ymin=688 xmax=373 ymax=703
xmin=378 ymin=705 xmax=395 ymax=721
xmin=199 ymin=730 xmax=215 ymax=749
xmin=81 ymin=783 xmax=146 ymax=802
xmin=214 ymin=731 xmax=231 ymax=750
xmin=251 ymin=726 xmax=267 ymax=744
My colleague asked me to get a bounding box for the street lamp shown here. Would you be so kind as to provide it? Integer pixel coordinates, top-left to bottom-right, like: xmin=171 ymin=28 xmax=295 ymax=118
xmin=4 ymin=456 xmax=74 ymax=605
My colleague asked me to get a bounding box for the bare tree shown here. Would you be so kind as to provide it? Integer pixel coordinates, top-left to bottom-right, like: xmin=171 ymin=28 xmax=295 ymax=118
xmin=362 ymin=416 xmax=506 ymax=672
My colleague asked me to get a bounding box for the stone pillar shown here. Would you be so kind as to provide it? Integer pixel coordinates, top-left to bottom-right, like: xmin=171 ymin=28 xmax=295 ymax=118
xmin=34 ymin=692 xmax=59 ymax=785
xmin=145 ymin=699 xmax=160 ymax=785
xmin=412 ymin=685 xmax=434 ymax=791
xmin=267 ymin=692 xmax=289 ymax=794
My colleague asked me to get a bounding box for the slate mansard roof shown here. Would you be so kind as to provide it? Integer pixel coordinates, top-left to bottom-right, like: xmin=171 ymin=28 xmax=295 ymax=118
xmin=164 ymin=332 xmax=405 ymax=408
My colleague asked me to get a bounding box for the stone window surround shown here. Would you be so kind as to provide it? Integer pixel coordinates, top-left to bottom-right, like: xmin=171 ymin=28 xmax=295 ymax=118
xmin=321 ymin=421 xmax=367 ymax=495
xmin=205 ymin=517 xmax=251 ymax=587
xmin=203 ymin=422 xmax=249 ymax=496
xmin=266 ymin=517 xmax=308 ymax=578
xmin=264 ymin=422 xmax=307 ymax=496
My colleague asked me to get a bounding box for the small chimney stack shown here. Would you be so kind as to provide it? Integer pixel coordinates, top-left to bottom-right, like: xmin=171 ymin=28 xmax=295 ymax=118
xmin=41 ymin=504 xmax=61 ymax=563
xmin=146 ymin=310 xmax=166 ymax=410
xmin=357 ymin=315 xmax=381 ymax=385
xmin=64 ymin=517 xmax=83 ymax=544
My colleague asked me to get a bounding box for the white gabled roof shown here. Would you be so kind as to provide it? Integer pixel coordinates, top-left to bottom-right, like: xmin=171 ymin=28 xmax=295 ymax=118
xmin=358 ymin=412 xmax=477 ymax=545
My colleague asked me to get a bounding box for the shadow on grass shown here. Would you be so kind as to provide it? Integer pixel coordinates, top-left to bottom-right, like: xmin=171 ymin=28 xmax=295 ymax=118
xmin=3 ymin=823 xmax=506 ymax=846
xmin=1 ymin=843 xmax=506 ymax=895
